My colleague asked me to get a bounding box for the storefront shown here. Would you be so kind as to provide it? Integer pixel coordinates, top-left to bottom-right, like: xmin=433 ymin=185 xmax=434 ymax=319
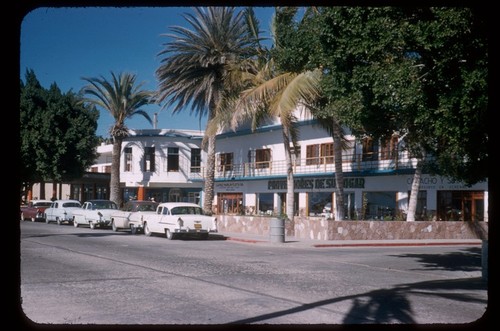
xmin=213 ymin=174 xmax=488 ymax=222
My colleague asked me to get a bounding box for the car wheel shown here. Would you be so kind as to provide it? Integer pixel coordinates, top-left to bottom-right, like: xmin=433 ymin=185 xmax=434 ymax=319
xmin=165 ymin=228 xmax=175 ymax=240
xmin=111 ymin=221 xmax=118 ymax=232
xmin=130 ymin=226 xmax=137 ymax=235
xmin=144 ymin=223 xmax=152 ymax=237
xmin=89 ymin=222 xmax=95 ymax=229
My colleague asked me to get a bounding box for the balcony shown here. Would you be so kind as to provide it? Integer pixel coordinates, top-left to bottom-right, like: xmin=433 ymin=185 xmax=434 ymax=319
xmin=189 ymin=152 xmax=420 ymax=181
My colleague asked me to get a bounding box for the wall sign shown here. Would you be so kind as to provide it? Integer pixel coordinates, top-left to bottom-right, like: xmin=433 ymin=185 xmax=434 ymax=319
xmin=268 ymin=177 xmax=365 ymax=190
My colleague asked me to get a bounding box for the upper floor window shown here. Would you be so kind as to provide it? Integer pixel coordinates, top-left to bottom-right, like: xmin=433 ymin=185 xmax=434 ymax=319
xmin=380 ymin=135 xmax=398 ymax=160
xmin=124 ymin=147 xmax=132 ymax=172
xmin=190 ymin=148 xmax=201 ymax=173
xmin=362 ymin=137 xmax=376 ymax=161
xmin=291 ymin=145 xmax=301 ymax=166
xmin=167 ymin=147 xmax=179 ymax=172
xmin=144 ymin=147 xmax=155 ymax=172
xmin=219 ymin=152 xmax=233 ymax=171
xmin=306 ymin=143 xmax=333 ymax=165
xmin=255 ymin=148 xmax=271 ymax=169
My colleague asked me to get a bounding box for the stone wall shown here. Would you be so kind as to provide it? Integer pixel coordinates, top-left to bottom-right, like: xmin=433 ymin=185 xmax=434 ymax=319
xmin=216 ymin=215 xmax=488 ymax=240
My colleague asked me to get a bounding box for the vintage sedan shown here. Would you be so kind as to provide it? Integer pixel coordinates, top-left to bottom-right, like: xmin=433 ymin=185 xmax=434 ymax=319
xmin=141 ymin=202 xmax=218 ymax=240
xmin=110 ymin=200 xmax=158 ymax=233
xmin=72 ymin=199 xmax=119 ymax=229
xmin=44 ymin=199 xmax=82 ymax=225
xmin=20 ymin=199 xmax=53 ymax=222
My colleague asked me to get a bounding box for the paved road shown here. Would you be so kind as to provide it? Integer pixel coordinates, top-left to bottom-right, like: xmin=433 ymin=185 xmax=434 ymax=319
xmin=17 ymin=221 xmax=488 ymax=326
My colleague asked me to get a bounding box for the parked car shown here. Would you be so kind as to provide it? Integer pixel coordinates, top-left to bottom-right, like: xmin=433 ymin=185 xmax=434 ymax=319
xmin=44 ymin=199 xmax=82 ymax=225
xmin=110 ymin=200 xmax=158 ymax=233
xmin=20 ymin=200 xmax=53 ymax=222
xmin=72 ymin=199 xmax=119 ymax=229
xmin=141 ymin=202 xmax=218 ymax=240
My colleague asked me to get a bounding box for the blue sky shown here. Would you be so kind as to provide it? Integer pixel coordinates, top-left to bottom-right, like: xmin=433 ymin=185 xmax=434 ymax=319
xmin=20 ymin=6 xmax=276 ymax=138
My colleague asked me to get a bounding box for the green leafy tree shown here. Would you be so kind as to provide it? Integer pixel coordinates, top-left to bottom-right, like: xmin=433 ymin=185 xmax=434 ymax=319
xmin=20 ymin=69 xmax=99 ymax=200
xmin=155 ymin=7 xmax=259 ymax=214
xmin=80 ymin=72 xmax=154 ymax=207
xmin=312 ymin=7 xmax=488 ymax=221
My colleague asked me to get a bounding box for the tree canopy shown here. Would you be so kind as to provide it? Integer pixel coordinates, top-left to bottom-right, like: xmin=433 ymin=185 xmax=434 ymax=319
xmin=20 ymin=69 xmax=99 ymax=191
xmin=274 ymin=6 xmax=488 ymax=186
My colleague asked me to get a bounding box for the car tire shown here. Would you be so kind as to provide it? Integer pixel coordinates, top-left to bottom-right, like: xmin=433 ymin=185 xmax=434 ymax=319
xmin=130 ymin=226 xmax=137 ymax=235
xmin=165 ymin=228 xmax=175 ymax=240
xmin=144 ymin=223 xmax=152 ymax=237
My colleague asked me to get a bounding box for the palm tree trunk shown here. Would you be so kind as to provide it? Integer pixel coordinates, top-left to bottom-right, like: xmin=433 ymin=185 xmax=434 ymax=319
xmin=110 ymin=136 xmax=123 ymax=207
xmin=282 ymin=129 xmax=295 ymax=221
xmin=333 ymin=123 xmax=345 ymax=221
xmin=203 ymin=134 xmax=216 ymax=215
xmin=406 ymin=157 xmax=424 ymax=222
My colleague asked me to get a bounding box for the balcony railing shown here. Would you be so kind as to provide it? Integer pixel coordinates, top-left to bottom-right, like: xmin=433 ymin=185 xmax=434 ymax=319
xmin=189 ymin=152 xmax=421 ymax=180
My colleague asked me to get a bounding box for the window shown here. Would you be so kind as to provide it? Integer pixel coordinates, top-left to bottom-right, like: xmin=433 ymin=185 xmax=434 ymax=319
xmin=362 ymin=137 xmax=376 ymax=161
xmin=306 ymin=143 xmax=333 ymax=165
xmin=190 ymin=148 xmax=201 ymax=173
xmin=124 ymin=147 xmax=132 ymax=172
xmin=255 ymin=148 xmax=271 ymax=169
xmin=381 ymin=135 xmax=398 ymax=160
xmin=219 ymin=152 xmax=233 ymax=171
xmin=167 ymin=147 xmax=179 ymax=172
xmin=144 ymin=147 xmax=155 ymax=172
xmin=291 ymin=145 xmax=301 ymax=166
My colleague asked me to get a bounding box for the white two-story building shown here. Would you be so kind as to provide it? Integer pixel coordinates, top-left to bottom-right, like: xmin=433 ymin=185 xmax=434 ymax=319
xmin=88 ymin=110 xmax=487 ymax=223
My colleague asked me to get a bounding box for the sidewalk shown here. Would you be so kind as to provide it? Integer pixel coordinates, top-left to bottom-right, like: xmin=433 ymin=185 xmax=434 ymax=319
xmin=214 ymin=231 xmax=484 ymax=248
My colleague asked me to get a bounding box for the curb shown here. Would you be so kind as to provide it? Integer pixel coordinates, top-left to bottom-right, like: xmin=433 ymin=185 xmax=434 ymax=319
xmin=224 ymin=236 xmax=483 ymax=248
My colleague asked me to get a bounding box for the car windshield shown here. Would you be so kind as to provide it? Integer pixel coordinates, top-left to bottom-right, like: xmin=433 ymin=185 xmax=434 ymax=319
xmin=171 ymin=206 xmax=204 ymax=215
xmin=138 ymin=204 xmax=156 ymax=212
xmin=34 ymin=202 xmax=52 ymax=207
xmin=63 ymin=202 xmax=81 ymax=208
xmin=93 ymin=201 xmax=118 ymax=210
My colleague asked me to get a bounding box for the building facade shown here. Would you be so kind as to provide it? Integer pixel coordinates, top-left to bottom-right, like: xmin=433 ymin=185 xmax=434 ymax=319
xmin=102 ymin=116 xmax=487 ymax=223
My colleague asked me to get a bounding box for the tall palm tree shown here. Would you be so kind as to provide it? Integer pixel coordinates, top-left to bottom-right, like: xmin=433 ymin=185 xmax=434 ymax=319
xmin=80 ymin=72 xmax=154 ymax=207
xmin=231 ymin=57 xmax=323 ymax=220
xmin=155 ymin=7 xmax=259 ymax=214
xmin=312 ymin=111 xmax=350 ymax=220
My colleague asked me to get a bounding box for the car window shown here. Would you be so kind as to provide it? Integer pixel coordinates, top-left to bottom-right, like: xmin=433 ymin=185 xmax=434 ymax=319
xmin=34 ymin=202 xmax=52 ymax=208
xmin=63 ymin=202 xmax=81 ymax=208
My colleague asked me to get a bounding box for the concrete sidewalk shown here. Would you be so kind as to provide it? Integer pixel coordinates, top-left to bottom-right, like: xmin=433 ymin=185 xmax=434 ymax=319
xmin=215 ymin=231 xmax=484 ymax=248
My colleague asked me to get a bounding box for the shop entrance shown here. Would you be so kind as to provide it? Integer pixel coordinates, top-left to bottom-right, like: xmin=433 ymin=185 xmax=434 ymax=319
xmin=437 ymin=191 xmax=484 ymax=222
xmin=218 ymin=193 xmax=243 ymax=215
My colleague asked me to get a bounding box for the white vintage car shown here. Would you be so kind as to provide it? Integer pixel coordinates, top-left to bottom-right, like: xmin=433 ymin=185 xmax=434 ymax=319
xmin=142 ymin=202 xmax=218 ymax=240
xmin=110 ymin=200 xmax=158 ymax=233
xmin=44 ymin=199 xmax=82 ymax=225
xmin=72 ymin=199 xmax=119 ymax=229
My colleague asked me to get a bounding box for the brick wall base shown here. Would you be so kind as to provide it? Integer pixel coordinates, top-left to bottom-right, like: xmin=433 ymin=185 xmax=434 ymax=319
xmin=217 ymin=215 xmax=488 ymax=240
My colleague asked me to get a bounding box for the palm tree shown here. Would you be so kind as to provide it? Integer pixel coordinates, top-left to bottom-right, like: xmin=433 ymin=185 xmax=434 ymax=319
xmin=231 ymin=56 xmax=323 ymax=220
xmin=80 ymin=72 xmax=154 ymax=207
xmin=312 ymin=111 xmax=350 ymax=220
xmin=155 ymin=7 xmax=259 ymax=215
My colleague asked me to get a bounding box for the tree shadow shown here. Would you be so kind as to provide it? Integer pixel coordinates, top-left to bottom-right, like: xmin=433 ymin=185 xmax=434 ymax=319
xmin=390 ymin=247 xmax=482 ymax=272
xmin=227 ymin=276 xmax=487 ymax=325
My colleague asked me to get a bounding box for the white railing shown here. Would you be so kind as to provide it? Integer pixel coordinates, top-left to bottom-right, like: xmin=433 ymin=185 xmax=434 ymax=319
xmin=189 ymin=152 xmax=422 ymax=180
